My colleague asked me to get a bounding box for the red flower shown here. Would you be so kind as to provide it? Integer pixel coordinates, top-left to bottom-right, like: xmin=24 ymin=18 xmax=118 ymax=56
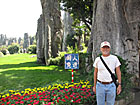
xmin=33 ymin=100 xmax=39 ymax=104
xmin=43 ymin=99 xmax=48 ymax=101
xmin=70 ymin=95 xmax=73 ymax=98
xmin=20 ymin=101 xmax=24 ymax=104
xmin=53 ymin=98 xmax=55 ymax=101
xmin=15 ymin=101 xmax=19 ymax=104
xmin=76 ymin=99 xmax=81 ymax=103
xmin=30 ymin=100 xmax=33 ymax=103
xmin=65 ymin=95 xmax=69 ymax=100
xmin=57 ymin=99 xmax=59 ymax=103
xmin=24 ymin=98 xmax=30 ymax=101
xmin=14 ymin=97 xmax=18 ymax=100
xmin=45 ymin=96 xmax=48 ymax=98
xmin=53 ymin=94 xmax=57 ymax=96
xmin=7 ymin=102 xmax=11 ymax=104
xmin=61 ymin=99 xmax=66 ymax=102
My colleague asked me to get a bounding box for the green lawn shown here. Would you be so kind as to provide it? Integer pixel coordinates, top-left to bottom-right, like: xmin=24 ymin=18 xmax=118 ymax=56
xmin=0 ymin=54 xmax=78 ymax=93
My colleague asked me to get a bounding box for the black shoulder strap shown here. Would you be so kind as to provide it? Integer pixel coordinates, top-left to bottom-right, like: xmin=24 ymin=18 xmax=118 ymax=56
xmin=100 ymin=56 xmax=113 ymax=75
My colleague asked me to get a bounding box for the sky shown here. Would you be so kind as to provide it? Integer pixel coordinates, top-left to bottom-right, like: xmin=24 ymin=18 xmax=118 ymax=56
xmin=0 ymin=0 xmax=42 ymax=38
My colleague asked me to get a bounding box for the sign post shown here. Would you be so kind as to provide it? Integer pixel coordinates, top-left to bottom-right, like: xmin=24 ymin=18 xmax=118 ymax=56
xmin=65 ymin=54 xmax=79 ymax=83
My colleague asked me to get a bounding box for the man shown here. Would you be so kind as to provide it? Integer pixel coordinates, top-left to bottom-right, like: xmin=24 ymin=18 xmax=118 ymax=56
xmin=93 ymin=41 xmax=122 ymax=105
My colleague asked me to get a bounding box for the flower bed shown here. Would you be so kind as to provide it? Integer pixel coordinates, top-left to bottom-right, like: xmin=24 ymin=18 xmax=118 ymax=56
xmin=0 ymin=80 xmax=95 ymax=105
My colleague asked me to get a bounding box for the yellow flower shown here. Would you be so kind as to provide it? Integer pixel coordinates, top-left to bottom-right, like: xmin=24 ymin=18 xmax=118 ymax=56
xmin=37 ymin=88 xmax=40 ymax=91
xmin=21 ymin=91 xmax=25 ymax=93
xmin=6 ymin=93 xmax=10 ymax=97
xmin=65 ymin=86 xmax=69 ymax=89
xmin=2 ymin=95 xmax=5 ymax=98
xmin=87 ymin=85 xmax=92 ymax=88
xmin=82 ymin=85 xmax=86 ymax=88
xmin=68 ymin=85 xmax=74 ymax=88
xmin=48 ymin=85 xmax=51 ymax=90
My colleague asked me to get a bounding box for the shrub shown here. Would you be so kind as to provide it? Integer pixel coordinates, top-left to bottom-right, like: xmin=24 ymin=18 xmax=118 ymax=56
xmin=27 ymin=45 xmax=37 ymax=54
xmin=8 ymin=44 xmax=20 ymax=54
xmin=1 ymin=49 xmax=9 ymax=55
xmin=1 ymin=49 xmax=7 ymax=55
xmin=48 ymin=52 xmax=66 ymax=66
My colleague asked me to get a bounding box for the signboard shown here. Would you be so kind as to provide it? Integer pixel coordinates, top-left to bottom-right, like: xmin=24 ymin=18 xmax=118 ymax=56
xmin=65 ymin=54 xmax=79 ymax=69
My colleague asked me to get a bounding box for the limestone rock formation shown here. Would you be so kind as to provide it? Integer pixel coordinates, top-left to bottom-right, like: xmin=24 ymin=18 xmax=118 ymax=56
xmin=62 ymin=11 xmax=74 ymax=51
xmin=36 ymin=0 xmax=63 ymax=65
xmin=88 ymin=0 xmax=140 ymax=78
xmin=0 ymin=34 xmax=7 ymax=46
xmin=23 ymin=33 xmax=30 ymax=52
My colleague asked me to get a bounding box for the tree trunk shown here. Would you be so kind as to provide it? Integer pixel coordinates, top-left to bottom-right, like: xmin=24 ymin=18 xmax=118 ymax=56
xmin=88 ymin=0 xmax=140 ymax=77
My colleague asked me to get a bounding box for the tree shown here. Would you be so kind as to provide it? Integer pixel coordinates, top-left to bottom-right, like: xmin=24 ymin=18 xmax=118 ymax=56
xmin=59 ymin=0 xmax=93 ymax=31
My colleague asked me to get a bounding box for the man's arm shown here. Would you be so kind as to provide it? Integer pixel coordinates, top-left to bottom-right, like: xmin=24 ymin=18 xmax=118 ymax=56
xmin=93 ymin=67 xmax=98 ymax=94
xmin=116 ymin=66 xmax=121 ymax=95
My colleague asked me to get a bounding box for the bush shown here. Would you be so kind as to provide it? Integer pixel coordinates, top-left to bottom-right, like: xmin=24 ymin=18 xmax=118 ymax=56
xmin=8 ymin=44 xmax=20 ymax=54
xmin=48 ymin=52 xmax=66 ymax=66
xmin=27 ymin=45 xmax=36 ymax=54
xmin=1 ymin=49 xmax=9 ymax=55
xmin=1 ymin=49 xmax=7 ymax=55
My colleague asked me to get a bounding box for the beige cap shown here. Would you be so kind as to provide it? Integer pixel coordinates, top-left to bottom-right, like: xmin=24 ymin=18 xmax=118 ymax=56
xmin=100 ymin=41 xmax=111 ymax=48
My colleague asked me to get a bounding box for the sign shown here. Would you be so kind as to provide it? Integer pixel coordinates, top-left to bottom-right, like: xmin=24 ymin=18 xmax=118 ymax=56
xmin=65 ymin=54 xmax=79 ymax=69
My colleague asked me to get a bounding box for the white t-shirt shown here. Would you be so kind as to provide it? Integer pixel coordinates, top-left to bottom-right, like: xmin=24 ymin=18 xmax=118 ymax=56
xmin=93 ymin=54 xmax=121 ymax=82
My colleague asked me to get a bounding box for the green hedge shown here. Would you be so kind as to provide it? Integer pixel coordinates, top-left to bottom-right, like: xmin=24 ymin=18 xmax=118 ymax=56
xmin=27 ymin=45 xmax=37 ymax=54
xmin=8 ymin=44 xmax=20 ymax=54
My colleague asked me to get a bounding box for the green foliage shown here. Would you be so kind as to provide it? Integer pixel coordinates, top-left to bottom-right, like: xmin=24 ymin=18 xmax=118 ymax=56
xmin=59 ymin=0 xmax=93 ymax=31
xmin=115 ymin=55 xmax=133 ymax=100
xmin=27 ymin=45 xmax=37 ymax=54
xmin=48 ymin=51 xmax=66 ymax=66
xmin=8 ymin=44 xmax=20 ymax=54
xmin=66 ymin=34 xmax=77 ymax=48
xmin=1 ymin=49 xmax=7 ymax=55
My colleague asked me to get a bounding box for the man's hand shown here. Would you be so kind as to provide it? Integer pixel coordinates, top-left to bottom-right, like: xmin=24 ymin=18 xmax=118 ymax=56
xmin=117 ymin=85 xmax=121 ymax=95
xmin=93 ymin=86 xmax=96 ymax=94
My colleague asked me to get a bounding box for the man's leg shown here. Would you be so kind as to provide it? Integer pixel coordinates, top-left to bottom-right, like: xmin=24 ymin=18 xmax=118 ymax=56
xmin=106 ymin=83 xmax=116 ymax=105
xmin=96 ymin=82 xmax=106 ymax=105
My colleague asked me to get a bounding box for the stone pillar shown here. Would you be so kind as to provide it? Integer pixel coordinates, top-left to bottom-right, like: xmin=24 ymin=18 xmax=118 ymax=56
xmin=62 ymin=11 xmax=74 ymax=51
xmin=36 ymin=0 xmax=63 ymax=65
xmin=23 ymin=33 xmax=30 ymax=53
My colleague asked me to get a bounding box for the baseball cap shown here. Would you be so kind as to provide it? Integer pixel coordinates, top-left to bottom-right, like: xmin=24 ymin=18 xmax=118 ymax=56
xmin=100 ymin=41 xmax=111 ymax=48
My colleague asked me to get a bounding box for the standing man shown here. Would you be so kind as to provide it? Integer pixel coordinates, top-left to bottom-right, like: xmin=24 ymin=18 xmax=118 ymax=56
xmin=93 ymin=41 xmax=122 ymax=105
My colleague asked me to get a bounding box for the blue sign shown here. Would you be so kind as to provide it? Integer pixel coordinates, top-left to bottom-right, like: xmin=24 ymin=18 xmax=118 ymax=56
xmin=65 ymin=54 xmax=79 ymax=69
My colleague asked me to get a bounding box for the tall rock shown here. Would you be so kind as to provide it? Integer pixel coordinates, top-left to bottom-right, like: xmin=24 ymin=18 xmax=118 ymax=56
xmin=88 ymin=0 xmax=140 ymax=78
xmin=23 ymin=33 xmax=30 ymax=51
xmin=36 ymin=0 xmax=63 ymax=65
xmin=36 ymin=15 xmax=45 ymax=64
xmin=62 ymin=11 xmax=74 ymax=51
xmin=0 ymin=34 xmax=7 ymax=46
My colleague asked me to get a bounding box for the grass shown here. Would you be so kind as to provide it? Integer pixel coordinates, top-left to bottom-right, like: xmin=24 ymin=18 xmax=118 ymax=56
xmin=0 ymin=54 xmax=83 ymax=93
